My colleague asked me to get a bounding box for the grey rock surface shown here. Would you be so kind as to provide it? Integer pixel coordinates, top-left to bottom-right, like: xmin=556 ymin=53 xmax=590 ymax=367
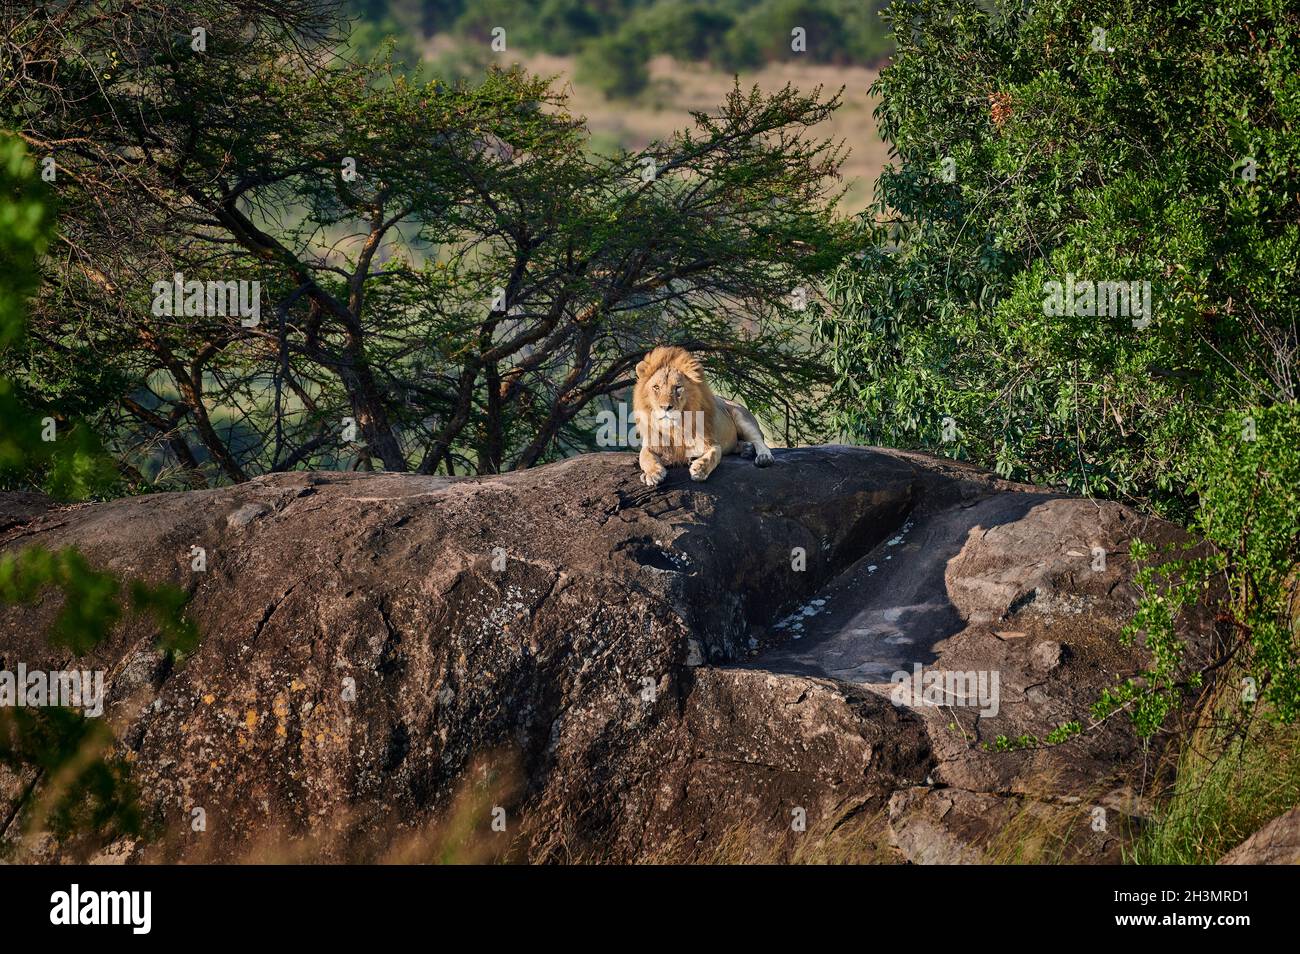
xmin=0 ymin=447 xmax=1214 ymax=862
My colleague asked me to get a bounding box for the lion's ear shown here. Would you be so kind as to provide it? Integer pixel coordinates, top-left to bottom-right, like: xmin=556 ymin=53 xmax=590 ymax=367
xmin=635 ymin=359 xmax=649 ymax=379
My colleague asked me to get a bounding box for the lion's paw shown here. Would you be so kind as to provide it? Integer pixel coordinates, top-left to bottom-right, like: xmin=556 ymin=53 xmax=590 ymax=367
xmin=640 ymin=468 xmax=666 ymax=487
xmin=689 ymin=461 xmax=711 ymax=482
xmin=754 ymin=449 xmax=774 ymax=467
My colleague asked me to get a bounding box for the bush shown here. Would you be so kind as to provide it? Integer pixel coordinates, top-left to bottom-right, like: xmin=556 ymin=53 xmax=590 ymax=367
xmin=576 ymin=31 xmax=651 ymax=99
xmin=822 ymin=0 xmax=1300 ymax=521
xmin=625 ymin=1 xmax=738 ymax=63
xmin=710 ymin=0 xmax=891 ymax=69
xmin=457 ymin=0 xmax=620 ymax=55
xmin=1190 ymin=406 xmax=1299 ymax=722
xmin=341 ymin=15 xmax=426 ymax=74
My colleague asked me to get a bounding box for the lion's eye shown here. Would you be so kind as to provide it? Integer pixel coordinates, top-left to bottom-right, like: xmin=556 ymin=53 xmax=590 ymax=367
xmin=652 ymin=384 xmax=660 ymax=392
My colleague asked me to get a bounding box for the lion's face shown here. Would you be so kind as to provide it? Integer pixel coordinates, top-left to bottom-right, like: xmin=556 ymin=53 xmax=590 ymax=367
xmin=640 ymin=365 xmax=695 ymax=424
xmin=633 ymin=346 xmax=715 ymax=448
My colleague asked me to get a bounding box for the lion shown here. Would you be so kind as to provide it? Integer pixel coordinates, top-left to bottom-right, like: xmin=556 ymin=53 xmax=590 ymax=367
xmin=632 ymin=345 xmax=774 ymax=486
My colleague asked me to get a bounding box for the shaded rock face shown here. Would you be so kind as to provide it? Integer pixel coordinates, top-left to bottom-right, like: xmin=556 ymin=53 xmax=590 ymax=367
xmin=0 ymin=447 xmax=1214 ymax=863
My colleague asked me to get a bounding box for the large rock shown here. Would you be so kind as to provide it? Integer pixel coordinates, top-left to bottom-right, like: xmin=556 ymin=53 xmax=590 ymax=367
xmin=1219 ymin=809 xmax=1300 ymax=865
xmin=0 ymin=447 xmax=1214 ymax=863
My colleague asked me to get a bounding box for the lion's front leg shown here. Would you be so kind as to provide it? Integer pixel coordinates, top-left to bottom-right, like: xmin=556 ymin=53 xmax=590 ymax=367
xmin=688 ymin=443 xmax=722 ymax=482
xmin=639 ymin=446 xmax=668 ymax=487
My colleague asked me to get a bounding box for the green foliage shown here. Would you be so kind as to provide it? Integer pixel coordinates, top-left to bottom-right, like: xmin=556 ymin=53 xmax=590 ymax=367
xmin=0 ymin=546 xmax=198 ymax=656
xmin=0 ymin=708 xmax=142 ymax=845
xmin=0 ymin=135 xmax=119 ymax=499
xmin=823 ymin=0 xmax=1299 ymax=520
xmin=0 ymin=134 xmax=49 ymax=478
xmin=11 ymin=1 xmax=852 ymax=480
xmin=353 ymin=0 xmax=895 ymax=88
xmin=0 ymin=134 xmax=197 ymax=855
xmin=1196 ymin=407 xmax=1300 ymax=722
xmin=829 ymin=4 xmax=1299 ymax=757
xmin=982 ymin=721 xmax=1081 ymax=752
xmin=340 ymin=15 xmax=426 ymax=75
xmin=1024 ymin=404 xmax=1299 ymax=749
xmin=456 ymin=0 xmax=615 ymax=54
xmin=1045 ymin=721 xmax=1083 ymax=745
xmin=1114 ymin=405 xmax=1300 ymax=736
xmin=576 ymin=31 xmax=652 ymax=98
xmin=0 ymin=134 xmax=45 ymax=345
xmin=718 ymin=0 xmax=893 ymax=69
xmin=1092 ymin=538 xmax=1209 ymax=737
xmin=622 ymin=0 xmax=740 ymax=63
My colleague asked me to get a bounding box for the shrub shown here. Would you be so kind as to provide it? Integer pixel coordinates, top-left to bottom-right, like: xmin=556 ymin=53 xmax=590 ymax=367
xmin=822 ymin=0 xmax=1299 ymax=521
xmin=576 ymin=31 xmax=652 ymax=98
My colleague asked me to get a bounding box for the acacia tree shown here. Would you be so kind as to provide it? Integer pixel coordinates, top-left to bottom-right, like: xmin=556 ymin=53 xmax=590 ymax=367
xmin=3 ymin=0 xmax=852 ymax=483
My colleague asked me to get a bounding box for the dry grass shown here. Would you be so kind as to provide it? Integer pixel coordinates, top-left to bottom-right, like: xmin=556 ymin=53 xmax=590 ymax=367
xmin=629 ymin=805 xmax=900 ymax=865
xmin=981 ymin=786 xmax=1138 ymax=865
xmin=219 ymin=753 xmax=530 ymax=865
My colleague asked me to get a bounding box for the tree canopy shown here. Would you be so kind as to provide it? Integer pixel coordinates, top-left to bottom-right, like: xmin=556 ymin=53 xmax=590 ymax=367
xmin=4 ymin=0 xmax=852 ymax=485
xmin=823 ymin=0 xmax=1298 ymax=519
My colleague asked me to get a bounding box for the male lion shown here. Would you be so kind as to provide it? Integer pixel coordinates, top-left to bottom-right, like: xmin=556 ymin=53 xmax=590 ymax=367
xmin=632 ymin=345 xmax=774 ymax=486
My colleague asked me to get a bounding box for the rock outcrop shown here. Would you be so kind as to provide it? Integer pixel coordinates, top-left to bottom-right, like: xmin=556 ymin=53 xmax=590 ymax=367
xmin=0 ymin=447 xmax=1215 ymax=862
xmin=1219 ymin=809 xmax=1300 ymax=865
